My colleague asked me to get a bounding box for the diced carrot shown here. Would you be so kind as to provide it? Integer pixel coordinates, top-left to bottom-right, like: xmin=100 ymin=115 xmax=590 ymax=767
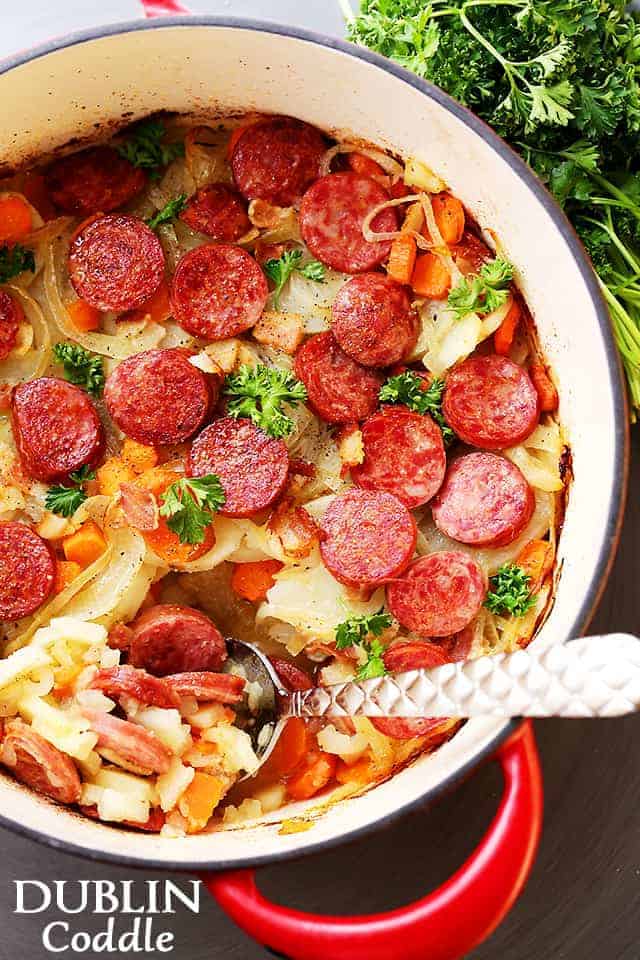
xmin=62 ymin=520 xmax=107 ymax=568
xmin=121 ymin=438 xmax=159 ymax=473
xmin=494 ymin=298 xmax=521 ymax=356
xmin=0 ymin=194 xmax=33 ymax=244
xmin=411 ymin=252 xmax=451 ymax=300
xmin=96 ymin=457 xmax=137 ymax=497
xmin=287 ymin=751 xmax=337 ymax=802
xmin=54 ymin=559 xmax=82 ymax=594
xmin=431 ymin=192 xmax=465 ymax=245
xmin=516 ymin=539 xmax=554 ymax=592
xmin=21 ymin=172 xmax=56 ymax=222
xmin=529 ymin=363 xmax=559 ymax=412
xmin=348 ymin=152 xmax=385 ymax=178
xmin=137 ymin=468 xmax=215 ymax=564
xmin=231 ymin=559 xmax=283 ymax=602
xmin=120 ymin=281 xmax=171 ymax=326
xmin=179 ymin=772 xmax=227 ymax=833
xmin=263 ymin=719 xmax=308 ymax=783
xmin=387 ymin=234 xmax=417 ymax=285
xmin=335 ymin=756 xmax=374 ymax=786
xmin=66 ymin=299 xmax=101 ymax=332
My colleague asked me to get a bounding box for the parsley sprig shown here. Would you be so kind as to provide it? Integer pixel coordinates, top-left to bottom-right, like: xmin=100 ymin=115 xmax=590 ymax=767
xmin=224 ymin=364 xmax=308 ymax=439
xmin=45 ymin=466 xmax=95 ymax=518
xmin=485 ymin=563 xmax=537 ymax=618
xmin=158 ymin=475 xmax=225 ymax=545
xmin=116 ymin=120 xmax=184 ymax=181
xmin=263 ymin=249 xmax=326 ymax=308
xmin=52 ymin=343 xmax=105 ymax=397
xmin=379 ymin=371 xmax=455 ymax=445
xmin=335 ymin=610 xmax=393 ymax=680
xmin=146 ymin=194 xmax=187 ymax=231
xmin=0 ymin=244 xmax=35 ymax=284
xmin=447 ymin=258 xmax=514 ymax=320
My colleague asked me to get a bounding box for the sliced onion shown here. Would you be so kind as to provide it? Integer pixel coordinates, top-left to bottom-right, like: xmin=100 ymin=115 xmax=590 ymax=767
xmin=361 ymin=193 xmax=432 ymax=246
xmin=0 ymin=285 xmax=50 ymax=389
xmin=419 ymin=193 xmax=464 ymax=285
xmin=319 ymin=143 xmax=403 ymax=178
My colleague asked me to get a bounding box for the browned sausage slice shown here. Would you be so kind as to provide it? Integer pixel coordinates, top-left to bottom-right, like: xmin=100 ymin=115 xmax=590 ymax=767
xmin=180 ymin=184 xmax=251 ymax=241
xmin=293 ymin=331 xmax=382 ymax=424
xmin=0 ymin=719 xmax=81 ymax=804
xmin=331 ymin=273 xmax=417 ymax=367
xmin=231 ymin=117 xmax=326 ymax=206
xmin=128 ymin=604 xmax=227 ymax=676
xmin=387 ymin=552 xmax=486 ymax=637
xmin=45 ymin=146 xmax=146 ymax=215
xmin=0 ymin=522 xmax=56 ymax=620
xmin=0 ymin=290 xmax=22 ymax=360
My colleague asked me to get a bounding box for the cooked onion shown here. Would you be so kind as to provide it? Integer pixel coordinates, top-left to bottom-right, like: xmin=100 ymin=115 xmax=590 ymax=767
xmin=319 ymin=143 xmax=403 ymax=178
xmin=0 ymin=285 xmax=50 ymax=389
xmin=362 ymin=194 xmax=432 ymax=246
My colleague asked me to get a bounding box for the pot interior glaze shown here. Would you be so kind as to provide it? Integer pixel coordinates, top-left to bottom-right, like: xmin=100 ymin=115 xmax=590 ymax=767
xmin=0 ymin=18 xmax=626 ymax=868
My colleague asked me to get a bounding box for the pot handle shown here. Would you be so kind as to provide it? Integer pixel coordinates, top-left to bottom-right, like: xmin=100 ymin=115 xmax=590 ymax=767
xmin=141 ymin=0 xmax=190 ymax=16
xmin=202 ymin=720 xmax=542 ymax=960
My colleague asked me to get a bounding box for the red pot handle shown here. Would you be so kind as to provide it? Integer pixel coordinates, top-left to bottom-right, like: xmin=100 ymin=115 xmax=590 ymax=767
xmin=142 ymin=0 xmax=189 ymax=16
xmin=203 ymin=720 xmax=542 ymax=960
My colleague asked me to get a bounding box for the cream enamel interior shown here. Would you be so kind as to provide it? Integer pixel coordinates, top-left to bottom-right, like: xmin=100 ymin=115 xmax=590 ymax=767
xmin=0 ymin=21 xmax=624 ymax=867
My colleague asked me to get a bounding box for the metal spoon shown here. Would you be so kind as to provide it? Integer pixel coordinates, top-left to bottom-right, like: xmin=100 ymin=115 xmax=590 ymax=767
xmin=224 ymin=633 xmax=640 ymax=779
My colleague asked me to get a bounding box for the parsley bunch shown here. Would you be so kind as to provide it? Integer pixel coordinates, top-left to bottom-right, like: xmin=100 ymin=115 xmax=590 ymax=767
xmin=263 ymin=249 xmax=326 ymax=308
xmin=146 ymin=194 xmax=187 ymax=231
xmin=116 ymin=120 xmax=184 ymax=181
xmin=0 ymin=244 xmax=35 ymax=284
xmin=485 ymin=563 xmax=537 ymax=617
xmin=52 ymin=343 xmax=104 ymax=397
xmin=159 ymin=475 xmax=225 ymax=545
xmin=224 ymin=364 xmax=308 ymax=439
xmin=448 ymin=258 xmax=514 ymax=320
xmin=45 ymin=466 xmax=95 ymax=518
xmin=346 ymin=0 xmax=640 ymax=415
xmin=379 ymin=371 xmax=455 ymax=444
xmin=335 ymin=610 xmax=393 ymax=680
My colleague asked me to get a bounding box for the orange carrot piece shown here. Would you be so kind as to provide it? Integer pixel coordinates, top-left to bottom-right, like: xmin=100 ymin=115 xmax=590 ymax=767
xmin=516 ymin=539 xmax=554 ymax=592
xmin=494 ymin=298 xmax=521 ymax=356
xmin=287 ymin=751 xmax=337 ymax=801
xmin=54 ymin=560 xmax=82 ymax=594
xmin=0 ymin=195 xmax=33 ymax=244
xmin=411 ymin=252 xmax=451 ymax=299
xmin=66 ymin=299 xmax=101 ymax=332
xmin=335 ymin=756 xmax=373 ymax=786
xmin=179 ymin=772 xmax=227 ymax=833
xmin=62 ymin=520 xmax=107 ymax=568
xmin=387 ymin=234 xmax=417 ymax=285
xmin=264 ymin=719 xmax=308 ymax=781
xmin=120 ymin=281 xmax=171 ymax=326
xmin=348 ymin=152 xmax=385 ymax=178
xmin=529 ymin=363 xmax=559 ymax=412
xmin=137 ymin=468 xmax=215 ymax=564
xmin=121 ymin=438 xmax=159 ymax=473
xmin=96 ymin=457 xmax=137 ymax=497
xmin=21 ymin=172 xmax=56 ymax=221
xmin=231 ymin=559 xmax=284 ymax=603
xmin=431 ymin=192 xmax=465 ymax=245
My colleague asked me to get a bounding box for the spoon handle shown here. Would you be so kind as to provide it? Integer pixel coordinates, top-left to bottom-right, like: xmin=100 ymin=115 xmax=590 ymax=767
xmin=287 ymin=633 xmax=640 ymax=719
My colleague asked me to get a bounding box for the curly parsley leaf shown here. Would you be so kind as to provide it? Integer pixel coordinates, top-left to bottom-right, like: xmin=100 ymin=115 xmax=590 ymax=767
xmin=379 ymin=371 xmax=455 ymax=445
xmin=116 ymin=120 xmax=184 ymax=181
xmin=0 ymin=244 xmax=35 ymax=284
xmin=335 ymin=610 xmax=392 ymax=680
xmin=224 ymin=364 xmax=308 ymax=439
xmin=158 ymin=475 xmax=225 ymax=545
xmin=447 ymin=257 xmax=514 ymax=320
xmin=146 ymin=194 xmax=187 ymax=230
xmin=52 ymin=343 xmax=105 ymax=397
xmin=45 ymin=466 xmax=96 ymax=518
xmin=263 ymin=249 xmax=326 ymax=308
xmin=485 ymin=563 xmax=537 ymax=617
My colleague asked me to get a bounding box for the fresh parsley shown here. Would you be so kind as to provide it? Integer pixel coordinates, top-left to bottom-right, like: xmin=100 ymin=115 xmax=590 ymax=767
xmin=447 ymin=258 xmax=514 ymax=320
xmin=52 ymin=343 xmax=105 ymax=397
xmin=224 ymin=364 xmax=308 ymax=439
xmin=379 ymin=371 xmax=455 ymax=445
xmin=485 ymin=563 xmax=537 ymax=618
xmin=158 ymin=475 xmax=226 ymax=545
xmin=45 ymin=466 xmax=95 ymax=518
xmin=335 ymin=610 xmax=393 ymax=681
xmin=146 ymin=194 xmax=188 ymax=231
xmin=0 ymin=244 xmax=35 ymax=284
xmin=116 ymin=120 xmax=184 ymax=181
xmin=263 ymin=249 xmax=326 ymax=308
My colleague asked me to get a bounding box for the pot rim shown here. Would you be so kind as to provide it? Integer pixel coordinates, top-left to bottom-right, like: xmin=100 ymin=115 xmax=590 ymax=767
xmin=0 ymin=15 xmax=629 ymax=871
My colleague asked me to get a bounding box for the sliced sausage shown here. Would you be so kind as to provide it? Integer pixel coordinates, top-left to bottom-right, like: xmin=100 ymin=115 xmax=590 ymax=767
xmin=231 ymin=116 xmax=326 ymax=207
xmin=331 ymin=273 xmax=417 ymax=367
xmin=128 ymin=603 xmax=227 ymax=676
xmin=81 ymin=707 xmax=171 ymax=775
xmin=269 ymin=657 xmax=313 ymax=692
xmin=187 ymin=417 xmax=289 ymax=518
xmin=383 ymin=640 xmax=455 ymax=673
xmin=170 ymin=243 xmax=267 ymax=341
xmin=0 ymin=290 xmax=23 ymax=361
xmin=293 ymin=331 xmax=382 ymax=424
xmin=299 ymin=172 xmax=397 ymax=273
xmin=12 ymin=377 xmax=105 ymax=482
xmin=432 ymin=452 xmax=534 ymax=547
xmin=180 ymin=184 xmax=251 ymax=241
xmin=0 ymin=522 xmax=56 ymax=620
xmin=45 ymin=146 xmax=146 ymax=215
xmin=370 ymin=717 xmax=445 ymax=740
xmin=443 ymin=354 xmax=539 ymax=450
xmin=104 ymin=348 xmax=216 ymax=445
xmin=165 ymin=672 xmax=245 ymax=703
xmin=319 ymin=487 xmax=416 ymax=588
xmin=0 ymin=719 xmax=81 ymax=804
xmin=89 ymin=665 xmax=181 ymax=709
xmin=387 ymin=552 xmax=486 ymax=637
xmin=352 ymin=406 xmax=446 ymax=508
xmin=69 ymin=214 xmax=165 ymax=312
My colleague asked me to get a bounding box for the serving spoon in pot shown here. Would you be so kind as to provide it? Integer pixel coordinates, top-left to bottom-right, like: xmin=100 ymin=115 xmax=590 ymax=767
xmin=225 ymin=634 xmax=640 ymax=778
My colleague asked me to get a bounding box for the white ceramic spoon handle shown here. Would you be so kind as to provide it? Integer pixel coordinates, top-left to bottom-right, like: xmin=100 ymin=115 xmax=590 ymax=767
xmin=288 ymin=634 xmax=640 ymax=719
